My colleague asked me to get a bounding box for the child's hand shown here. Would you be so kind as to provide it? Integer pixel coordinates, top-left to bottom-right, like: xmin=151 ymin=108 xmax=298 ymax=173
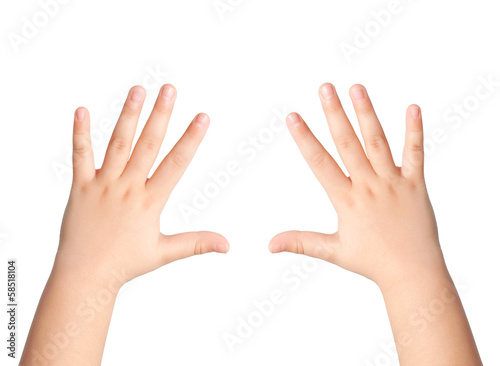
xmin=269 ymin=84 xmax=482 ymax=365
xmin=21 ymin=85 xmax=230 ymax=365
xmin=57 ymin=85 xmax=229 ymax=285
xmin=269 ymin=84 xmax=445 ymax=289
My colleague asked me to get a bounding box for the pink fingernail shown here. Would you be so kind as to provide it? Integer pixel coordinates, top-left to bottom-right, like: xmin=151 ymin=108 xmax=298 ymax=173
xmin=213 ymin=242 xmax=229 ymax=253
xmin=320 ymin=84 xmax=335 ymax=99
xmin=75 ymin=108 xmax=84 ymax=122
xmin=130 ymin=89 xmax=144 ymax=103
xmin=196 ymin=113 xmax=209 ymax=126
xmin=271 ymin=242 xmax=286 ymax=253
xmin=351 ymin=87 xmax=365 ymax=101
xmin=411 ymin=105 xmax=420 ymax=119
xmin=287 ymin=113 xmax=300 ymax=125
xmin=161 ymin=85 xmax=175 ymax=101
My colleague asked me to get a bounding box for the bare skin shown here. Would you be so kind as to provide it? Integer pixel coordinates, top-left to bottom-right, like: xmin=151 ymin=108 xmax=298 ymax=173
xmin=20 ymin=85 xmax=229 ymax=366
xmin=269 ymin=83 xmax=482 ymax=365
xmin=20 ymin=83 xmax=482 ymax=365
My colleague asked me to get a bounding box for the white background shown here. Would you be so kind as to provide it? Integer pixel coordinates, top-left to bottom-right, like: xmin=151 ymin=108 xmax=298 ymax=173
xmin=1 ymin=0 xmax=499 ymax=365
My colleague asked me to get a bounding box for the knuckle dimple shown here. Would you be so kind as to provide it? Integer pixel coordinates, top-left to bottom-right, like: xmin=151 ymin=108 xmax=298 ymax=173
xmin=193 ymin=239 xmax=202 ymax=255
xmin=169 ymin=153 xmax=187 ymax=169
xmin=363 ymin=186 xmax=375 ymax=198
xmin=408 ymin=143 xmax=424 ymax=153
xmin=366 ymin=135 xmax=387 ymax=149
xmin=310 ymin=152 xmax=327 ymax=170
xmin=73 ymin=142 xmax=90 ymax=156
xmin=341 ymin=190 xmax=355 ymax=207
xmin=295 ymin=239 xmax=305 ymax=255
xmin=142 ymin=137 xmax=160 ymax=152
xmin=109 ymin=136 xmax=129 ymax=152
xmin=337 ymin=136 xmax=354 ymax=150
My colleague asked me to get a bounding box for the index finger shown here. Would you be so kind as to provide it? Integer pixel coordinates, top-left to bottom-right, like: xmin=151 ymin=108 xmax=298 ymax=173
xmin=122 ymin=84 xmax=177 ymax=182
xmin=286 ymin=112 xmax=351 ymax=205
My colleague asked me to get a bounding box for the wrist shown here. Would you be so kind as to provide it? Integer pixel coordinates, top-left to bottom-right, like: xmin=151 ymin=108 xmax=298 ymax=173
xmin=52 ymin=253 xmax=128 ymax=294
xmin=375 ymin=247 xmax=450 ymax=296
xmin=377 ymin=259 xmax=452 ymax=299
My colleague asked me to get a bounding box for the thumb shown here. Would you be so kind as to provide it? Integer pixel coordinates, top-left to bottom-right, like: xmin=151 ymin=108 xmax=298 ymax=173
xmin=158 ymin=231 xmax=230 ymax=264
xmin=269 ymin=231 xmax=341 ymax=264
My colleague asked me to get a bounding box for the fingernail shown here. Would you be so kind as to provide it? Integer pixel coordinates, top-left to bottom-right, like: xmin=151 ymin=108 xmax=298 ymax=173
xmin=130 ymin=89 xmax=144 ymax=103
xmin=320 ymin=84 xmax=335 ymax=99
xmin=75 ymin=108 xmax=84 ymax=122
xmin=196 ymin=113 xmax=209 ymax=126
xmin=270 ymin=242 xmax=286 ymax=253
xmin=161 ymin=85 xmax=175 ymax=101
xmin=287 ymin=113 xmax=300 ymax=126
xmin=351 ymin=86 xmax=365 ymax=101
xmin=213 ymin=242 xmax=229 ymax=253
xmin=411 ymin=105 xmax=420 ymax=119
